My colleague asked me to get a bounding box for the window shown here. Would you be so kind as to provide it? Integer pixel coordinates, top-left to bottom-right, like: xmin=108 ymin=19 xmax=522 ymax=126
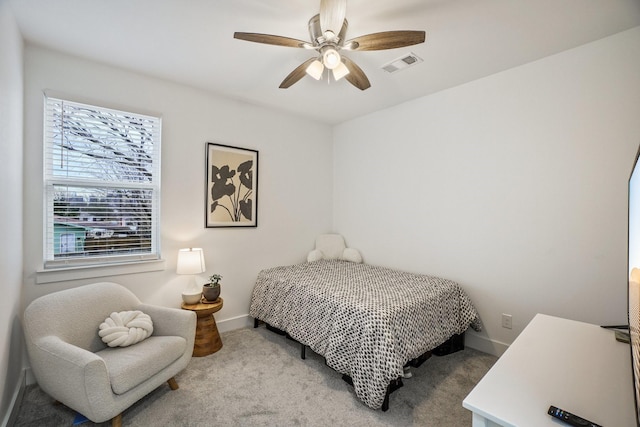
xmin=44 ymin=96 xmax=161 ymax=269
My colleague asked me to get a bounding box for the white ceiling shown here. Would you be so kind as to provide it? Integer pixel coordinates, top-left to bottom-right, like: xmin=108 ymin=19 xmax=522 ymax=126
xmin=9 ymin=0 xmax=640 ymax=125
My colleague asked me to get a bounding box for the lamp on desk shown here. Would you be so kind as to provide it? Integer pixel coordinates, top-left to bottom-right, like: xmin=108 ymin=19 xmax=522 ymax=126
xmin=177 ymin=247 xmax=206 ymax=304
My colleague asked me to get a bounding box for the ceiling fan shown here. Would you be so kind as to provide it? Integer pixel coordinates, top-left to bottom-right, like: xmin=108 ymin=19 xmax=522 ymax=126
xmin=233 ymin=0 xmax=426 ymax=91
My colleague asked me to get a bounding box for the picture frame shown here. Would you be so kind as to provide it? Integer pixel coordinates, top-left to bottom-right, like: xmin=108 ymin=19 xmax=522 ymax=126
xmin=205 ymin=143 xmax=258 ymax=228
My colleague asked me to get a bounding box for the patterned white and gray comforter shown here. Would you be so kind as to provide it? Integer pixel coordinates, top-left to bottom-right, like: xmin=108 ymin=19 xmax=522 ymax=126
xmin=249 ymin=259 xmax=482 ymax=409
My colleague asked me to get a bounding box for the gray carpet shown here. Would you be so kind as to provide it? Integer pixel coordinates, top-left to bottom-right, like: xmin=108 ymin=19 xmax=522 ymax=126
xmin=14 ymin=326 xmax=497 ymax=426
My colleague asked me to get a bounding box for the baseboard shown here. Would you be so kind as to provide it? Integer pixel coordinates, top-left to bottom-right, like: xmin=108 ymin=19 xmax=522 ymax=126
xmin=464 ymin=332 xmax=509 ymax=357
xmin=217 ymin=314 xmax=253 ymax=333
xmin=1 ymin=368 xmax=26 ymax=427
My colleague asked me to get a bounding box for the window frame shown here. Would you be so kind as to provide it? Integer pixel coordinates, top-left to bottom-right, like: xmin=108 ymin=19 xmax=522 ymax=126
xmin=42 ymin=95 xmax=162 ymax=271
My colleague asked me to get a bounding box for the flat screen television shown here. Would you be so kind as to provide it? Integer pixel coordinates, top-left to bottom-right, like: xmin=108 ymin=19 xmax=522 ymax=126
xmin=628 ymin=145 xmax=640 ymax=427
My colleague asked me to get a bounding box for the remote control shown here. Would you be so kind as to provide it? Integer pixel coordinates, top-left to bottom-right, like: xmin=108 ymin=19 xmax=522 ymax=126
xmin=548 ymin=405 xmax=602 ymax=427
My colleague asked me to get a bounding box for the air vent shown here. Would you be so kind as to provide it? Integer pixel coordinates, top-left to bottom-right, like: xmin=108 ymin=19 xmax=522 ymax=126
xmin=381 ymin=53 xmax=423 ymax=74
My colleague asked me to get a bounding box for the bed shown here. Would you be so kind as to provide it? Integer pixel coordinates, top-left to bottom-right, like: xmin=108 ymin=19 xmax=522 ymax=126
xmin=249 ymin=258 xmax=481 ymax=410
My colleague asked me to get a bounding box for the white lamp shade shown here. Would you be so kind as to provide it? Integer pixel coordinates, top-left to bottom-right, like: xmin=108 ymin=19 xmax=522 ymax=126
xmin=306 ymin=59 xmax=324 ymax=80
xmin=176 ymin=248 xmax=206 ymax=274
xmin=332 ymin=61 xmax=350 ymax=81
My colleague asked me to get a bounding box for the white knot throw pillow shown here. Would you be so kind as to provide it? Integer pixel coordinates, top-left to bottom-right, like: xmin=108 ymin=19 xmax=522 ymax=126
xmin=99 ymin=310 xmax=154 ymax=348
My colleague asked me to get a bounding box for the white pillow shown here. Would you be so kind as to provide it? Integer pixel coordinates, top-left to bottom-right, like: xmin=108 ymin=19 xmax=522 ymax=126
xmin=342 ymin=247 xmax=363 ymax=263
xmin=307 ymin=234 xmax=363 ymax=263
xmin=307 ymin=249 xmax=324 ymax=262
xmin=315 ymin=234 xmax=346 ymax=259
xmin=99 ymin=310 xmax=153 ymax=348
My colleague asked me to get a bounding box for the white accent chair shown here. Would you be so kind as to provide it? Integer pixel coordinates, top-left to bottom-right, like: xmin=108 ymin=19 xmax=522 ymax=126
xmin=23 ymin=282 xmax=196 ymax=426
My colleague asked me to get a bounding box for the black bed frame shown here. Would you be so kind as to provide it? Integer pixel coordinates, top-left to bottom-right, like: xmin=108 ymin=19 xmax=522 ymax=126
xmin=253 ymin=318 xmax=464 ymax=411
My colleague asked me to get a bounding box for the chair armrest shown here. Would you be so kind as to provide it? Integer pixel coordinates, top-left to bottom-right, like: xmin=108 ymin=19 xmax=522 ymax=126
xmin=342 ymin=247 xmax=362 ymax=263
xmin=307 ymin=249 xmax=323 ymax=262
xmin=136 ymin=303 xmax=196 ymax=338
xmin=28 ymin=336 xmax=112 ymax=417
xmin=36 ymin=335 xmax=102 ymax=366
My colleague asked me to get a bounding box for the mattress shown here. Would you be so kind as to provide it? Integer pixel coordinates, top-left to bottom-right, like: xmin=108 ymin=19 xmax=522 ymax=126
xmin=249 ymin=259 xmax=481 ymax=409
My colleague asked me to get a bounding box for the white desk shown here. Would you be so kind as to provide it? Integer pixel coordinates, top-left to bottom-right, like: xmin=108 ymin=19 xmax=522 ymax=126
xmin=463 ymin=314 xmax=636 ymax=426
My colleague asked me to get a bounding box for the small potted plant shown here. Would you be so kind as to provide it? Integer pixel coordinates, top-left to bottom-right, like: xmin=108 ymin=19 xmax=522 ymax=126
xmin=202 ymin=274 xmax=222 ymax=302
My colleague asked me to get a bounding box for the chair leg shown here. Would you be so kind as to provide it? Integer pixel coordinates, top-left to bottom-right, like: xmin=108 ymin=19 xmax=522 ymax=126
xmin=167 ymin=377 xmax=179 ymax=390
xmin=112 ymin=413 xmax=122 ymax=427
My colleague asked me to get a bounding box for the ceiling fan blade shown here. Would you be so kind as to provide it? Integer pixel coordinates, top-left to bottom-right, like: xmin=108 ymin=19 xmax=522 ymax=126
xmin=234 ymin=32 xmax=310 ymax=48
xmin=344 ymin=30 xmax=426 ymax=51
xmin=279 ymin=58 xmax=317 ymax=89
xmin=342 ymin=57 xmax=371 ymax=91
xmin=319 ymin=0 xmax=347 ymax=39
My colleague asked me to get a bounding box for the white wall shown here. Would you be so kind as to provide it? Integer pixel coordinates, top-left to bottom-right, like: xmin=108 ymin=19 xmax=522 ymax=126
xmin=0 ymin=0 xmax=23 ymax=422
xmin=334 ymin=27 xmax=640 ymax=355
xmin=14 ymin=15 xmax=640 ymax=401
xmin=22 ymin=46 xmax=333 ymax=332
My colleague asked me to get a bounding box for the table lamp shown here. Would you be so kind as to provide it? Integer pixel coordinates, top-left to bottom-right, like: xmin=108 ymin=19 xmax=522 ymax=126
xmin=177 ymin=247 xmax=206 ymax=304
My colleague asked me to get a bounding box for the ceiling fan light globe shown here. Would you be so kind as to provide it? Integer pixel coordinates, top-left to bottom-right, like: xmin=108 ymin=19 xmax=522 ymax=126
xmin=323 ymin=48 xmax=341 ymax=70
xmin=332 ymin=61 xmax=350 ymax=81
xmin=306 ymin=60 xmax=324 ymax=80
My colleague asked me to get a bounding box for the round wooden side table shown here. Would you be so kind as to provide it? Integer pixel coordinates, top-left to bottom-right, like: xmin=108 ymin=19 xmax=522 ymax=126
xmin=181 ymin=297 xmax=223 ymax=357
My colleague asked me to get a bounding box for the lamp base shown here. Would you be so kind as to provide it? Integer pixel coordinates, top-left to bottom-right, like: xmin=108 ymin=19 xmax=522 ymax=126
xmin=182 ymin=289 xmax=202 ymax=305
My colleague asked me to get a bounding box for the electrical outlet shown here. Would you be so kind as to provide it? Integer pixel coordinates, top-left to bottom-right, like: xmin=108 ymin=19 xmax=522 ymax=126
xmin=502 ymin=313 xmax=512 ymax=329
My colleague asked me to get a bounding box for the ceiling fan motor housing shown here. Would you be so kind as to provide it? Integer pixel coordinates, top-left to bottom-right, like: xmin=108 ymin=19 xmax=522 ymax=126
xmin=308 ymin=14 xmax=348 ymax=47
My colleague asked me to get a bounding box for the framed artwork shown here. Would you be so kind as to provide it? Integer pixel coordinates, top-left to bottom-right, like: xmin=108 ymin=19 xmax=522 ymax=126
xmin=205 ymin=143 xmax=258 ymax=228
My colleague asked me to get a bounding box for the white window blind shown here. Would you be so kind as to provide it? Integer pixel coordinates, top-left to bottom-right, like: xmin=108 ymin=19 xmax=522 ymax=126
xmin=44 ymin=96 xmax=161 ymax=268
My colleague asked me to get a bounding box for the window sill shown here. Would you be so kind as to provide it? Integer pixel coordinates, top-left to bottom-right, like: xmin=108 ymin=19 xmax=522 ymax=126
xmin=36 ymin=259 xmax=166 ymax=284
